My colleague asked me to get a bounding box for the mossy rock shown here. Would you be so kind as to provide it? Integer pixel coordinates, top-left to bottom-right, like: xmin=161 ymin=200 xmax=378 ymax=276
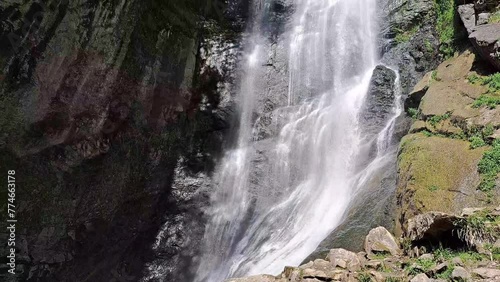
xmin=396 ymin=133 xmax=493 ymax=234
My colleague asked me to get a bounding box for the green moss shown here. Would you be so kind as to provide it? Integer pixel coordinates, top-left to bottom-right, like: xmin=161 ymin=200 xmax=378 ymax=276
xmin=397 ymin=134 xmax=486 ymax=220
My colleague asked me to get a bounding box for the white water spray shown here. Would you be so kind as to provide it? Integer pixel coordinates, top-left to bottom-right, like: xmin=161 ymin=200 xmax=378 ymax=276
xmin=194 ymin=0 xmax=401 ymax=281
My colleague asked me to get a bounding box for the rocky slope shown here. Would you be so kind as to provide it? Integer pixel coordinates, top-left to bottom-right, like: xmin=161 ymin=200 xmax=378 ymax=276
xmin=396 ymin=50 xmax=500 ymax=235
xmin=228 ymin=207 xmax=500 ymax=282
xmin=0 ymin=0 xmax=247 ymax=281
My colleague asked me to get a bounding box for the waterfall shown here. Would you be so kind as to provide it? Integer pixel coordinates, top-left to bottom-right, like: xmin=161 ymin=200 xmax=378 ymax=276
xmin=194 ymin=0 xmax=400 ymax=281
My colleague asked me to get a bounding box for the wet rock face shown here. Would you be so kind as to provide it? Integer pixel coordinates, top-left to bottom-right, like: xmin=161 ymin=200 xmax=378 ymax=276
xmin=382 ymin=0 xmax=441 ymax=97
xmin=0 ymin=0 xmax=244 ymax=281
xmin=361 ymin=65 xmax=397 ymax=134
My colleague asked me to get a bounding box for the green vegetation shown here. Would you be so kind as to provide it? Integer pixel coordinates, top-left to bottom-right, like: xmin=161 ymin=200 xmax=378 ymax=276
xmin=434 ymin=0 xmax=457 ymax=58
xmin=370 ymin=252 xmax=391 ymax=260
xmin=435 ymin=264 xmax=454 ymax=280
xmin=489 ymin=11 xmax=500 ymax=24
xmin=431 ymin=70 xmax=439 ymax=81
xmin=424 ymin=39 xmax=434 ymax=53
xmin=428 ymin=185 xmax=440 ymax=192
xmin=428 ymin=112 xmax=451 ymax=127
xmin=455 ymin=209 xmax=498 ymax=246
xmin=469 ymin=135 xmax=487 ymax=149
xmin=405 ymin=258 xmax=435 ymax=276
xmin=385 ymin=278 xmax=401 ymax=282
xmin=408 ymin=108 xmax=420 ymax=119
xmin=473 ymin=95 xmax=500 ymax=109
xmin=469 ymin=73 xmax=500 ymax=108
xmin=477 ymin=139 xmax=500 ymax=192
xmin=358 ymin=272 xmax=372 ymax=282
xmin=394 ymin=25 xmax=420 ymax=44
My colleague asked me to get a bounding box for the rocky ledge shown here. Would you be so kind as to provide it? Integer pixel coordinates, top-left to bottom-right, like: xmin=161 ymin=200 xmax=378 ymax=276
xmin=458 ymin=1 xmax=500 ymax=71
xmin=228 ymin=207 xmax=500 ymax=282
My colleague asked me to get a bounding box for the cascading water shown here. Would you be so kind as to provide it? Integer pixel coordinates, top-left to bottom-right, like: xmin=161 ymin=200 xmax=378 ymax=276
xmin=194 ymin=0 xmax=400 ymax=281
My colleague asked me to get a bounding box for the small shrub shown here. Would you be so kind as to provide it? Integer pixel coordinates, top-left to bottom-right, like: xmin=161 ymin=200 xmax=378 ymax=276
xmin=434 ymin=247 xmax=454 ymax=262
xmin=428 ymin=112 xmax=451 ymax=127
xmin=478 ymin=140 xmax=500 ymax=175
xmin=469 ymin=135 xmax=487 ymax=149
xmin=358 ymin=272 xmax=372 ymax=282
xmin=468 ymin=73 xmax=481 ymax=84
xmin=473 ymin=95 xmax=500 ymax=109
xmin=477 ymin=140 xmax=500 ymax=192
xmin=408 ymin=108 xmax=420 ymax=119
xmin=436 ymin=264 xmax=454 ymax=280
xmin=489 ymin=11 xmax=500 ymax=24
xmin=416 ymin=258 xmax=435 ymax=272
xmin=482 ymin=124 xmax=495 ymax=137
xmin=431 ymin=70 xmax=439 ymax=81
xmin=457 ymin=251 xmax=485 ymax=262
xmin=482 ymin=73 xmax=500 ymax=93
xmin=422 ymin=130 xmax=433 ymax=137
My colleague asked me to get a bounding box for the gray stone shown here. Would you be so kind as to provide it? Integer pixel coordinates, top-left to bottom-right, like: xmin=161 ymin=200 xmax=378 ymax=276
xmin=452 ymin=257 xmax=464 ymax=266
xmin=469 ymin=24 xmax=500 ymax=71
xmin=327 ymin=248 xmax=361 ymax=271
xmin=472 ymin=268 xmax=500 ymax=279
xmin=477 ymin=13 xmax=491 ymax=25
xmin=411 ymin=273 xmax=431 ymax=282
xmin=361 ymin=65 xmax=397 ymax=134
xmin=365 ymin=227 xmax=401 ymax=256
xmin=451 ymin=266 xmax=471 ymax=280
xmin=419 ymin=254 xmax=434 ymax=260
xmin=457 ymin=4 xmax=476 ymax=33
xmin=494 ymin=239 xmax=500 ymax=248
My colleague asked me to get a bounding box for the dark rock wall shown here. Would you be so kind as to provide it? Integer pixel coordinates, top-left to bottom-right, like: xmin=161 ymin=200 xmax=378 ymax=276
xmin=0 ymin=0 xmax=246 ymax=281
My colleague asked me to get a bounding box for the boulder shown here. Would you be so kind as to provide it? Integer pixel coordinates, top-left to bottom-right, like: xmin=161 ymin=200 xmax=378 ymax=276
xmin=327 ymin=248 xmax=362 ymax=271
xmin=410 ymin=273 xmax=431 ymax=282
xmin=457 ymin=4 xmax=476 ymax=33
xmin=469 ymin=24 xmax=500 ymax=71
xmin=472 ymin=268 xmax=500 ymax=279
xmin=364 ymin=227 xmax=401 ymax=256
xmin=451 ymin=266 xmax=471 ymax=281
xmin=396 ymin=133 xmax=487 ymax=234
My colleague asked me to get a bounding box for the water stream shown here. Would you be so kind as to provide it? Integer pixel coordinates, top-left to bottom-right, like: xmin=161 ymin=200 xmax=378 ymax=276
xmin=194 ymin=0 xmax=400 ymax=281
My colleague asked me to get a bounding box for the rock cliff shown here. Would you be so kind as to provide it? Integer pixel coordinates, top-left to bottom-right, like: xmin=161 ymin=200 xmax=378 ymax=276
xmin=0 ymin=0 xmax=247 ymax=281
